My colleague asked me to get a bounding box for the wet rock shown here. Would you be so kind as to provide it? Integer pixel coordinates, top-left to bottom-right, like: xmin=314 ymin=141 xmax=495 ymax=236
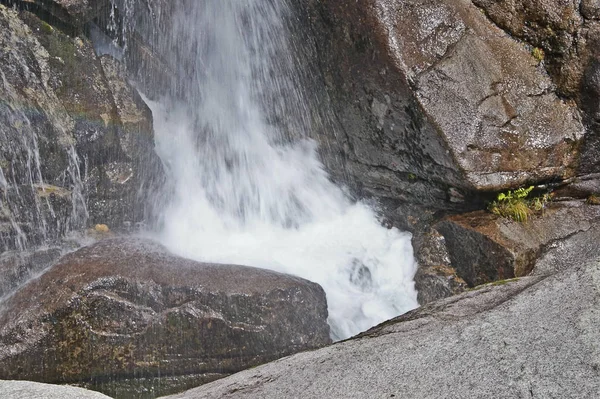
xmin=435 ymin=201 xmax=600 ymax=286
xmin=295 ymin=0 xmax=589 ymax=292
xmin=471 ymin=0 xmax=600 ymax=103
xmin=160 ymin=257 xmax=600 ymax=399
xmin=0 ymin=4 xmax=85 ymax=251
xmin=0 ymin=246 xmax=63 ymax=298
xmin=0 ymin=380 xmax=111 ymax=398
xmin=0 ymin=4 xmax=164 ymax=253
xmin=413 ymin=229 xmax=467 ymax=304
xmin=0 ymin=238 xmax=331 ymax=398
xmin=582 ymin=0 xmax=600 ymax=20
xmin=300 ymin=0 xmax=585 ymax=229
xmin=12 ymin=0 xmax=110 ymax=31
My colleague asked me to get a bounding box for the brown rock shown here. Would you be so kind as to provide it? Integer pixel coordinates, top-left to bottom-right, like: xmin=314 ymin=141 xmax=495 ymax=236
xmin=435 ymin=201 xmax=600 ymax=286
xmin=0 ymin=238 xmax=331 ymax=398
xmin=413 ymin=229 xmax=467 ymax=304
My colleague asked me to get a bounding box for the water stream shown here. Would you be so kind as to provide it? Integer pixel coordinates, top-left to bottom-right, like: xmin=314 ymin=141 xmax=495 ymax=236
xmin=129 ymin=0 xmax=418 ymax=340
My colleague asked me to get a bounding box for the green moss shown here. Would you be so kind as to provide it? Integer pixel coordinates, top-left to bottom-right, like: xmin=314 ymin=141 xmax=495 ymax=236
xmin=532 ymin=47 xmax=545 ymax=62
xmin=470 ymin=278 xmax=521 ymax=291
xmin=490 ymin=277 xmax=520 ymax=286
xmin=40 ymin=21 xmax=54 ymax=34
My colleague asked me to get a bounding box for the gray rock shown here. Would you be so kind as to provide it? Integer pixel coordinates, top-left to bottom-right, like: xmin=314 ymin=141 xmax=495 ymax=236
xmin=582 ymin=0 xmax=600 ymax=20
xmin=0 ymin=380 xmax=111 ymax=399
xmin=0 ymin=238 xmax=330 ymax=398
xmin=161 ymin=259 xmax=600 ymax=399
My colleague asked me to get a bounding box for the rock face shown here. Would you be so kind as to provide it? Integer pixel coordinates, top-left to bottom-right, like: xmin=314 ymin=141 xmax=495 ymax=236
xmin=471 ymin=0 xmax=600 ymax=177
xmin=161 ymin=258 xmax=600 ymax=399
xmin=0 ymin=380 xmax=112 ymax=399
xmin=0 ymin=4 xmax=163 ymax=254
xmin=299 ymin=0 xmax=586 ymax=229
xmin=0 ymin=238 xmax=331 ymax=398
xmin=291 ymin=0 xmax=594 ymax=302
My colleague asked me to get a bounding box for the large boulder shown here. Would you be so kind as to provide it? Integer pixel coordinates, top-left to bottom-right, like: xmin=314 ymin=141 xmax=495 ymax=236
xmin=298 ymin=0 xmax=586 ymax=231
xmin=161 ymin=258 xmax=600 ymax=399
xmin=0 ymin=238 xmax=331 ymax=398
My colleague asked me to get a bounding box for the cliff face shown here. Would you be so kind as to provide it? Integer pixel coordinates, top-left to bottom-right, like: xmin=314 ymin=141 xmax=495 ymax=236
xmin=0 ymin=2 xmax=163 ymax=255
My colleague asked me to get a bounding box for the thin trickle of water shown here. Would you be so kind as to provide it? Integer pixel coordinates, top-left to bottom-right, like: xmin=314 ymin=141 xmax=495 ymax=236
xmin=127 ymin=0 xmax=418 ymax=339
xmin=0 ymin=92 xmax=87 ymax=252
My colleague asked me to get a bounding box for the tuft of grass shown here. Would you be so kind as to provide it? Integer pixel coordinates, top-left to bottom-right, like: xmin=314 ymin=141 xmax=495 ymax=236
xmin=488 ymin=186 xmax=551 ymax=223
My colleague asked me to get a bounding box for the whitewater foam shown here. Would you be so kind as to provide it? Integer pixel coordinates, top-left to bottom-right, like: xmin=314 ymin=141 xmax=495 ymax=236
xmin=136 ymin=0 xmax=418 ymax=340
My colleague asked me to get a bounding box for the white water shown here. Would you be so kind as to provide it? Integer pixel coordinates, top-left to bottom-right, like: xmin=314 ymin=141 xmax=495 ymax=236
xmin=142 ymin=0 xmax=418 ymax=340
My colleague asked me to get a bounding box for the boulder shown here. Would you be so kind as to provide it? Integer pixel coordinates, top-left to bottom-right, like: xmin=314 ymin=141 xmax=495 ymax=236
xmin=434 ymin=201 xmax=600 ymax=287
xmin=161 ymin=258 xmax=600 ymax=399
xmin=305 ymin=0 xmax=583 ymax=191
xmin=0 ymin=380 xmax=111 ymax=399
xmin=296 ymin=0 xmax=587 ymax=236
xmin=0 ymin=238 xmax=331 ymax=398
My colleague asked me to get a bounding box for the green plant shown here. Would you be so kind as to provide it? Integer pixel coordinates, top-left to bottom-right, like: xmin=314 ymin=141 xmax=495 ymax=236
xmin=532 ymin=47 xmax=545 ymax=62
xmin=488 ymin=186 xmax=551 ymax=222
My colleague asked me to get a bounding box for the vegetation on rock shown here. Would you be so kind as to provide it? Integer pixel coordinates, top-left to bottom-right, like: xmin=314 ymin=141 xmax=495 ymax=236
xmin=488 ymin=186 xmax=552 ymax=222
xmin=587 ymin=194 xmax=600 ymax=205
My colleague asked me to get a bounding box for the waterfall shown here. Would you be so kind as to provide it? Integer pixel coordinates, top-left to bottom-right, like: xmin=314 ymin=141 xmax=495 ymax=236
xmin=127 ymin=0 xmax=418 ymax=340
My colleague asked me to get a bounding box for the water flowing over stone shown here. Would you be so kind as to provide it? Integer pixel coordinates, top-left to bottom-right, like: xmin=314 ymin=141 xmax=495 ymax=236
xmin=122 ymin=0 xmax=419 ymax=340
xmin=0 ymin=5 xmax=88 ymax=253
xmin=0 ymin=3 xmax=162 ymax=299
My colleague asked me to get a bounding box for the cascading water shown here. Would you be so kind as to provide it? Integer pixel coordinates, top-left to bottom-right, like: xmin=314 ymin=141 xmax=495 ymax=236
xmin=130 ymin=0 xmax=418 ymax=340
xmin=0 ymin=88 xmax=87 ymax=254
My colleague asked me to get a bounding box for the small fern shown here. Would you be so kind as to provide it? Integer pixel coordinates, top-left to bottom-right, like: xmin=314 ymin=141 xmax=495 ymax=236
xmin=488 ymin=186 xmax=550 ymax=223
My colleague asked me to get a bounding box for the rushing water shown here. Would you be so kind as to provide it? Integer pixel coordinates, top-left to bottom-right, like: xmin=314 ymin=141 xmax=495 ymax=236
xmin=127 ymin=0 xmax=418 ymax=340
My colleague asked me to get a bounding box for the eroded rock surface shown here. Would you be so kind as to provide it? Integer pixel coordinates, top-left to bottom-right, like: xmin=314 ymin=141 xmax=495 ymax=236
xmin=0 ymin=238 xmax=331 ymax=398
xmin=161 ymin=259 xmax=600 ymax=399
